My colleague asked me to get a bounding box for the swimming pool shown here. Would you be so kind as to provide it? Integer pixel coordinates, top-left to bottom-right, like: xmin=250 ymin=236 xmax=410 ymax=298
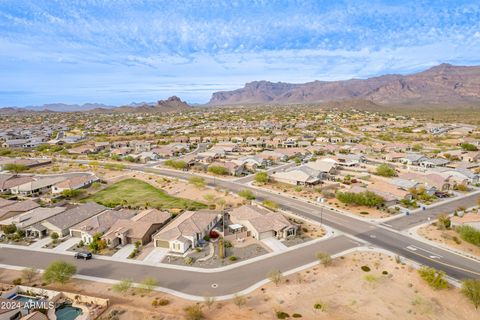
xmin=12 ymin=294 xmax=41 ymax=304
xmin=55 ymin=303 xmax=82 ymax=320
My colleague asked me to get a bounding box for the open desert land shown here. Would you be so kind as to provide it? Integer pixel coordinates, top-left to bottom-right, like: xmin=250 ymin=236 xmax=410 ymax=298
xmin=1 ymin=251 xmax=477 ymax=320
xmin=417 ymin=223 xmax=480 ymax=259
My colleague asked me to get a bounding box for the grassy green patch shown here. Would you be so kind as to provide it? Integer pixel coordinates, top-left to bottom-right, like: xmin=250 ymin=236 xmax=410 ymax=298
xmin=84 ymin=178 xmax=205 ymax=210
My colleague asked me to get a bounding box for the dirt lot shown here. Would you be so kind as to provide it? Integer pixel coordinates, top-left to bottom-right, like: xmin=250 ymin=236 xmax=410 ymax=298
xmin=130 ymin=171 xmax=243 ymax=207
xmin=0 ymin=251 xmax=477 ymax=320
xmin=258 ymin=181 xmax=394 ymax=219
xmin=417 ymin=224 xmax=480 ymax=258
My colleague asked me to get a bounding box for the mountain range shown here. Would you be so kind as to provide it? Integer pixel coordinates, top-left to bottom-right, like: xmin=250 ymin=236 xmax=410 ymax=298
xmin=208 ymin=64 xmax=480 ymax=107
xmin=0 ymin=96 xmax=191 ymax=114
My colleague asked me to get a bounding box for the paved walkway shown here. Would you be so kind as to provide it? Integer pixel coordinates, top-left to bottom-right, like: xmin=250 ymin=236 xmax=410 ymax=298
xmin=142 ymin=247 xmax=169 ymax=264
xmin=112 ymin=244 xmax=135 ymax=259
xmin=261 ymin=237 xmax=288 ymax=252
xmin=52 ymin=238 xmax=80 ymax=252
xmin=29 ymin=237 xmax=52 ymax=249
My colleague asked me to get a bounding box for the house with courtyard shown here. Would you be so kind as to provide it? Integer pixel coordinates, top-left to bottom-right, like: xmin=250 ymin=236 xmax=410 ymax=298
xmin=153 ymin=210 xmax=220 ymax=253
xmin=40 ymin=202 xmax=107 ymax=237
xmin=229 ymin=205 xmax=297 ymax=240
xmin=51 ymin=174 xmax=99 ymax=194
xmin=69 ymin=208 xmax=137 ymax=244
xmin=102 ymin=209 xmax=171 ymax=247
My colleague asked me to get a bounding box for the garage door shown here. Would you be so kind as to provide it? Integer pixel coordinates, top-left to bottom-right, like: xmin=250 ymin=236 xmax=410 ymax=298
xmin=155 ymin=240 xmax=169 ymax=248
xmin=71 ymin=230 xmax=82 ymax=237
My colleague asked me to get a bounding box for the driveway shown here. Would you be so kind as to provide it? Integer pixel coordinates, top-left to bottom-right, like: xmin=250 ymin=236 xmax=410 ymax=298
xmin=142 ymin=247 xmax=169 ymax=264
xmin=261 ymin=237 xmax=288 ymax=252
xmin=29 ymin=237 xmax=52 ymax=249
xmin=52 ymin=238 xmax=80 ymax=252
xmin=111 ymin=244 xmax=135 ymax=260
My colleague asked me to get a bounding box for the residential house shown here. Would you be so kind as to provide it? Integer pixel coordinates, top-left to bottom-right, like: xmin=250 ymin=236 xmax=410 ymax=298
xmin=0 ymin=174 xmax=35 ymax=193
xmin=153 ymin=210 xmax=220 ymax=253
xmin=51 ymin=174 xmax=99 ymax=194
xmin=229 ymin=205 xmax=297 ymax=240
xmin=0 ymin=207 xmax=66 ymax=237
xmin=70 ymin=209 xmax=137 ymax=244
xmin=40 ymin=202 xmax=107 ymax=237
xmin=0 ymin=200 xmax=40 ymax=220
xmin=10 ymin=176 xmax=66 ymax=196
xmin=271 ymin=167 xmax=320 ymax=186
xmin=102 ymin=209 xmax=171 ymax=247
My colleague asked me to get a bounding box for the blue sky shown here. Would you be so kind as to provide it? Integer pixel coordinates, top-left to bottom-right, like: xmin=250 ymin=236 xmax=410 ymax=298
xmin=1 ymin=0 xmax=479 ymax=106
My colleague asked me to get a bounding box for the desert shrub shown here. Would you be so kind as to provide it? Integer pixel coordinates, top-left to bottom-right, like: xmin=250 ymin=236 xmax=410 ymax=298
xmin=238 ymin=189 xmax=255 ymax=200
xmin=229 ymin=256 xmax=238 ymax=261
xmin=461 ymin=279 xmax=480 ymax=309
xmin=456 ymin=225 xmax=480 ymax=247
xmin=184 ymin=257 xmax=194 ymax=265
xmin=382 ymin=270 xmax=388 ymax=275
xmin=276 ymin=311 xmax=290 ymax=319
xmin=361 ymin=265 xmax=371 ymax=272
xmin=164 ymin=159 xmax=188 ymax=170
xmin=12 ymin=278 xmax=22 ymax=285
xmin=208 ymin=165 xmax=228 ymax=175
xmin=418 ymin=266 xmax=449 ymax=289
xmin=336 ymin=191 xmax=384 ymax=207
xmin=184 ymin=304 xmax=204 ymax=320
xmin=376 ymin=164 xmax=397 ymax=177
xmin=254 ymin=172 xmax=269 ymax=184
xmin=292 ymin=314 xmax=302 ymax=318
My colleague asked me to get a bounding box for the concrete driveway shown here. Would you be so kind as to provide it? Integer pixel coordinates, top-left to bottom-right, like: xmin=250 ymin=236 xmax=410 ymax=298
xmin=142 ymin=247 xmax=169 ymax=264
xmin=261 ymin=237 xmax=288 ymax=252
xmin=52 ymin=238 xmax=80 ymax=252
xmin=112 ymin=244 xmax=135 ymax=260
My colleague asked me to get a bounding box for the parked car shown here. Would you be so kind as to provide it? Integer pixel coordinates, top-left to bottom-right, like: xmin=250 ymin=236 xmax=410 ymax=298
xmin=74 ymin=252 xmax=92 ymax=260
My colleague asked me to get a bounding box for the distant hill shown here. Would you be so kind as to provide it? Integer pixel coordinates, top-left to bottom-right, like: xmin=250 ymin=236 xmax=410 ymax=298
xmin=0 ymin=96 xmax=192 ymax=114
xmin=110 ymin=96 xmax=191 ymax=113
xmin=208 ymin=64 xmax=480 ymax=107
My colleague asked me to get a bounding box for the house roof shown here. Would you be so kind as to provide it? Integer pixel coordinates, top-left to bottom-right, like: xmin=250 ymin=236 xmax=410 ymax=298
xmin=71 ymin=208 xmax=137 ymax=235
xmin=0 ymin=174 xmax=35 ymax=190
xmin=15 ymin=176 xmax=66 ymax=192
xmin=53 ymin=174 xmax=98 ymax=189
xmin=3 ymin=207 xmax=66 ymax=228
xmin=43 ymin=202 xmax=106 ymax=230
xmin=230 ymin=205 xmax=295 ymax=233
xmin=0 ymin=200 xmax=40 ymax=220
xmin=305 ymin=159 xmax=336 ymax=172
xmin=271 ymin=169 xmax=319 ymax=184
xmin=153 ymin=210 xmax=219 ymax=242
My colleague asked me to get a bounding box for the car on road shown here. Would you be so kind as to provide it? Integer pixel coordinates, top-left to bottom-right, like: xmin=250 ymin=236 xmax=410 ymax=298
xmin=74 ymin=252 xmax=92 ymax=260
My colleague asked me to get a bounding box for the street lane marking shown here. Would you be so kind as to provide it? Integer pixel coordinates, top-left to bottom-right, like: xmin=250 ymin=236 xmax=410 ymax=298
xmin=406 ymin=245 xmax=443 ymax=258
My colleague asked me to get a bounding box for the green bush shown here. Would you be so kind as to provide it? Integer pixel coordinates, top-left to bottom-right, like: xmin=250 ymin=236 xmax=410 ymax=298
xmin=239 ymin=189 xmax=255 ymax=200
xmin=276 ymin=311 xmax=290 ymax=319
xmin=208 ymin=165 xmax=229 ymax=175
xmin=292 ymin=314 xmax=302 ymax=318
xmin=229 ymin=256 xmax=237 ymax=261
xmin=418 ymin=266 xmax=449 ymax=289
xmin=375 ymin=164 xmax=397 ymax=177
xmin=461 ymin=279 xmax=480 ymax=309
xmin=164 ymin=159 xmax=188 ymax=170
xmin=336 ymin=191 xmax=384 ymax=207
xmin=456 ymin=225 xmax=480 ymax=247
xmin=254 ymin=172 xmax=269 ymax=184
xmin=361 ymin=265 xmax=371 ymax=272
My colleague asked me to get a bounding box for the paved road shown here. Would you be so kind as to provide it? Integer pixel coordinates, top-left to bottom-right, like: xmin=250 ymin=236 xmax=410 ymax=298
xmin=41 ymin=160 xmax=480 ymax=282
xmin=385 ymin=190 xmax=480 ymax=230
xmin=141 ymin=167 xmax=480 ymax=280
xmin=0 ymin=235 xmax=358 ymax=297
xmin=233 ymin=162 xmax=296 ymax=184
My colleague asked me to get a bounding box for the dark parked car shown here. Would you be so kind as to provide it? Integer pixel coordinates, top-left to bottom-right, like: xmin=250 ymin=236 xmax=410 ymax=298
xmin=74 ymin=252 xmax=92 ymax=260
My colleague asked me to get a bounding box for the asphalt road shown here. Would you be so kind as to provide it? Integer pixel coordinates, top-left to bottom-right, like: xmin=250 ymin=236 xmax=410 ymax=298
xmin=0 ymin=235 xmax=358 ymax=297
xmin=385 ymin=190 xmax=480 ymax=230
xmin=142 ymin=167 xmax=480 ymax=280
